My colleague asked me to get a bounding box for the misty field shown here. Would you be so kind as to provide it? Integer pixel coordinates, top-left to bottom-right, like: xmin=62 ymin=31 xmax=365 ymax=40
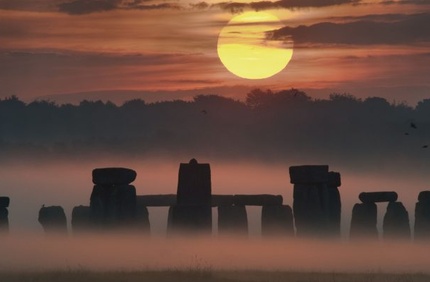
xmin=0 ymin=270 xmax=429 ymax=282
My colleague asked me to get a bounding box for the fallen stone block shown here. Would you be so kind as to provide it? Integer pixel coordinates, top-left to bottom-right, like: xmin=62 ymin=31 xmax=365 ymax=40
xmin=92 ymin=167 xmax=137 ymax=185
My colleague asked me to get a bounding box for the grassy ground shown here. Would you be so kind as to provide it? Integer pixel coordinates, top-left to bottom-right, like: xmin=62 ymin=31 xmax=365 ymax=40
xmin=0 ymin=270 xmax=429 ymax=282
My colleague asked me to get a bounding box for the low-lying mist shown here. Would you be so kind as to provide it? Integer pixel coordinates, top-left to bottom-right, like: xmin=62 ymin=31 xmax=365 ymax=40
xmin=1 ymin=234 xmax=429 ymax=273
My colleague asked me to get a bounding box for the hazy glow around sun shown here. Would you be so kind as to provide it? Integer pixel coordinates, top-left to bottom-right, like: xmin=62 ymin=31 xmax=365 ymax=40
xmin=217 ymin=12 xmax=293 ymax=80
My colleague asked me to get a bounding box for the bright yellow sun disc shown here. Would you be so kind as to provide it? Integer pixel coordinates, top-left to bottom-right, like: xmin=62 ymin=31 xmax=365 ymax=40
xmin=217 ymin=12 xmax=293 ymax=80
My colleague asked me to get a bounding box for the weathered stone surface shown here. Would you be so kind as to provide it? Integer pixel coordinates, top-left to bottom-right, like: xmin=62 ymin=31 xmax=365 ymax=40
xmin=71 ymin=206 xmax=91 ymax=233
xmin=289 ymin=165 xmax=329 ymax=184
xmin=177 ymin=159 xmax=211 ymax=206
xmin=38 ymin=206 xmax=67 ymax=234
xmin=418 ymin=191 xmax=430 ymax=203
xmin=0 ymin=197 xmax=10 ymax=208
xmin=212 ymin=195 xmax=234 ymax=207
xmin=261 ymin=205 xmax=294 ymax=236
xmin=92 ymin=167 xmax=137 ymax=185
xmin=0 ymin=207 xmax=8 ymax=233
xmin=414 ymin=201 xmax=430 ymax=240
xmin=233 ymin=194 xmax=283 ymax=206
xmin=383 ymin=201 xmax=410 ymax=240
xmin=90 ymin=185 xmax=137 ymax=228
xmin=167 ymin=205 xmax=212 ymax=234
xmin=328 ymin=172 xmax=341 ymax=187
xmin=136 ymin=194 xmax=176 ymax=207
xmin=293 ymin=184 xmax=329 ymax=237
xmin=350 ymin=203 xmax=378 ymax=239
xmin=217 ymin=205 xmax=248 ymax=235
xmin=359 ymin=192 xmax=398 ymax=204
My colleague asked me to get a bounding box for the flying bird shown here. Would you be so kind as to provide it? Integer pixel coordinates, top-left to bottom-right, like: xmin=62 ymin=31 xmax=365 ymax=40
xmin=201 ymin=110 xmax=207 ymax=114
xmin=410 ymin=122 xmax=417 ymax=129
xmin=422 ymin=145 xmax=428 ymax=149
xmin=404 ymin=132 xmax=409 ymax=136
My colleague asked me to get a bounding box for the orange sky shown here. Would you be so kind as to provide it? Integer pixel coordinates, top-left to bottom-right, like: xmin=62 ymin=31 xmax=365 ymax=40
xmin=0 ymin=0 xmax=429 ymax=104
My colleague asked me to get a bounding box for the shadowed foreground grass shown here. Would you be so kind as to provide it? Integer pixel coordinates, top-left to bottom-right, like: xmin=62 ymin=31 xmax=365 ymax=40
xmin=0 ymin=271 xmax=429 ymax=282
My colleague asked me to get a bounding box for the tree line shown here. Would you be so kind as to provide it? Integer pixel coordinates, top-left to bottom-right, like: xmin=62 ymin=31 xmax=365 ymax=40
xmin=1 ymin=89 xmax=429 ymax=164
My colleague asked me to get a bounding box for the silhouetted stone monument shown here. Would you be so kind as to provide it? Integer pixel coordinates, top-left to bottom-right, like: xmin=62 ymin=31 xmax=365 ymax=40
xmin=168 ymin=159 xmax=212 ymax=234
xmin=0 ymin=197 xmax=9 ymax=233
xmin=38 ymin=205 xmax=67 ymax=234
xmin=383 ymin=201 xmax=410 ymax=240
xmin=90 ymin=167 xmax=138 ymax=230
xmin=261 ymin=205 xmax=294 ymax=236
xmin=290 ymin=165 xmax=342 ymax=238
xmin=415 ymin=191 xmax=430 ymax=240
xmin=136 ymin=194 xmax=177 ymax=206
xmin=71 ymin=205 xmax=91 ymax=233
xmin=135 ymin=204 xmax=150 ymax=233
xmin=350 ymin=202 xmax=378 ymax=239
xmin=217 ymin=205 xmax=248 ymax=235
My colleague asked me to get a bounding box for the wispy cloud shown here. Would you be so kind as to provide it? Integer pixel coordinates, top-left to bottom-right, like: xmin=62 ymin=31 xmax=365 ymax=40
xmin=268 ymin=13 xmax=430 ymax=45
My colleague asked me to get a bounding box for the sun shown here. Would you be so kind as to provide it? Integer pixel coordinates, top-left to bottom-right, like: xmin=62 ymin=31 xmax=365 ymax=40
xmin=217 ymin=11 xmax=293 ymax=80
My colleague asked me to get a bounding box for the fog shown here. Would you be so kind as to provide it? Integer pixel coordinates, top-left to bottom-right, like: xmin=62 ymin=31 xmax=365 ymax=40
xmin=1 ymin=158 xmax=430 ymax=273
xmin=1 ymin=235 xmax=430 ymax=273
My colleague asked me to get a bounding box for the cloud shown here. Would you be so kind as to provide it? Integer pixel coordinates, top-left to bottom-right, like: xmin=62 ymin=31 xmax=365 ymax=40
xmin=213 ymin=0 xmax=361 ymax=13
xmin=58 ymin=0 xmax=121 ymax=15
xmin=268 ymin=13 xmax=430 ymax=45
xmin=381 ymin=0 xmax=430 ymax=5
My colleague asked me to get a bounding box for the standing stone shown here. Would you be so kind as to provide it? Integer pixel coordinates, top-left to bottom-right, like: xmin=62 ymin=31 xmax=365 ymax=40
xmin=170 ymin=159 xmax=212 ymax=234
xmin=233 ymin=195 xmax=283 ymax=206
xmin=90 ymin=184 xmax=137 ymax=229
xmin=350 ymin=203 xmax=378 ymax=239
xmin=167 ymin=205 xmax=212 ymax=234
xmin=383 ymin=201 xmax=410 ymax=240
xmin=71 ymin=205 xmax=91 ymax=233
xmin=415 ymin=191 xmax=430 ymax=240
xmin=217 ymin=205 xmax=248 ymax=235
xmin=327 ymin=172 xmax=341 ymax=237
xmin=0 ymin=197 xmax=10 ymax=233
xmin=38 ymin=205 xmax=67 ymax=234
xmin=261 ymin=205 xmax=294 ymax=236
xmin=293 ymin=183 xmax=329 ymax=237
xmin=177 ymin=159 xmax=211 ymax=206
xmin=289 ymin=165 xmax=340 ymax=238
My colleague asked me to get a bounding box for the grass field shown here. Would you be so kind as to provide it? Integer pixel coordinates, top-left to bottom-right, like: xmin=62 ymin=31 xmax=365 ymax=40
xmin=0 ymin=270 xmax=429 ymax=282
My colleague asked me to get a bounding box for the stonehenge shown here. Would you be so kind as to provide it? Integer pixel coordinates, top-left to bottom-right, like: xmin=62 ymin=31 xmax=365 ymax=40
xmin=5 ymin=161 xmax=428 ymax=241
xmin=0 ymin=196 xmax=9 ymax=233
xmin=289 ymin=165 xmax=341 ymax=238
xmin=350 ymin=191 xmax=411 ymax=240
xmin=38 ymin=205 xmax=67 ymax=234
